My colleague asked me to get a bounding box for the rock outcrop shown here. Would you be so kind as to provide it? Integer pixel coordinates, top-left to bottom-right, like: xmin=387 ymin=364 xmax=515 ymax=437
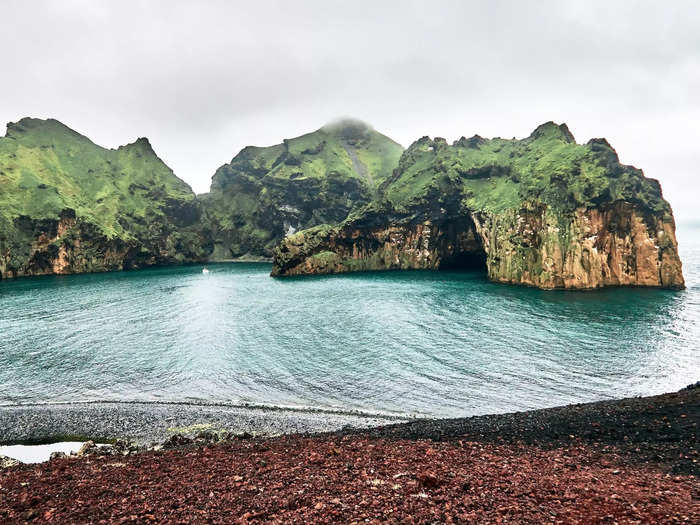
xmin=0 ymin=118 xmax=211 ymax=278
xmin=201 ymin=119 xmax=403 ymax=259
xmin=272 ymin=123 xmax=684 ymax=290
xmin=1 ymin=117 xmax=685 ymax=289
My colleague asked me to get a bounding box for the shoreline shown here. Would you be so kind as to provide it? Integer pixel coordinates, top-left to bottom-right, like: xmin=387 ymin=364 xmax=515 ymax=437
xmin=0 ymin=259 xmax=270 ymax=283
xmin=1 ymin=386 xmax=696 ymax=470
xmin=1 ymin=385 xmax=697 ymax=523
xmin=0 ymin=398 xmax=410 ymax=420
xmin=0 ymin=400 xmax=408 ymax=447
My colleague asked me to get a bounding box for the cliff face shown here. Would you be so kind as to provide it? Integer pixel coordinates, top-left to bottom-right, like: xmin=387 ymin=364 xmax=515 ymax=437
xmin=272 ymin=222 xmax=478 ymax=276
xmin=0 ymin=118 xmax=211 ymax=279
xmin=1 ymin=117 xmax=685 ymax=289
xmin=272 ymin=123 xmax=684 ymax=290
xmin=470 ymin=201 xmax=683 ymax=289
xmin=202 ymin=119 xmax=403 ymax=259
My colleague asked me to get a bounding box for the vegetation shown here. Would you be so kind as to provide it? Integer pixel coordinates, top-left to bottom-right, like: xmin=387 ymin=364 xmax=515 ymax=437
xmin=1 ymin=117 xmax=675 ymax=285
xmin=272 ymin=121 xmax=683 ymax=290
xmin=203 ymin=119 xmax=403 ymax=258
xmin=379 ymin=122 xmax=668 ymax=217
xmin=0 ymin=118 xmax=209 ymax=277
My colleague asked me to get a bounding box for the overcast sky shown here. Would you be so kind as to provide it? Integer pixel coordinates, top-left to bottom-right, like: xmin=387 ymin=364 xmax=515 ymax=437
xmin=2 ymin=0 xmax=698 ymax=221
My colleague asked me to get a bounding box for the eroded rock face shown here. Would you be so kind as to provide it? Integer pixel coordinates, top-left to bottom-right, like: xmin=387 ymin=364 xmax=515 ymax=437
xmin=202 ymin=119 xmax=403 ymax=260
xmin=0 ymin=211 xmax=207 ymax=279
xmin=0 ymin=118 xmax=211 ymax=279
xmin=272 ymin=203 xmax=684 ymax=289
xmin=271 ymin=217 xmax=484 ymax=277
xmin=472 ymin=202 xmax=684 ymax=289
xmin=272 ymin=123 xmax=685 ymax=290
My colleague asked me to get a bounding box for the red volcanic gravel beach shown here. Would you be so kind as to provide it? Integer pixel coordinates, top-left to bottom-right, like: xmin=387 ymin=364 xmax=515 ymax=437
xmin=1 ymin=386 xmax=698 ymax=524
xmin=1 ymin=436 xmax=697 ymax=524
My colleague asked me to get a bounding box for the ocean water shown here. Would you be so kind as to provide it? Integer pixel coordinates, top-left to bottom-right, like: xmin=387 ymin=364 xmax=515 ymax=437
xmin=1 ymin=226 xmax=698 ymax=418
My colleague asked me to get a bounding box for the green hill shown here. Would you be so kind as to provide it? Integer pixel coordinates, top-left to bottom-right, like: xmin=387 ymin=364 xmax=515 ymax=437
xmin=202 ymin=119 xmax=403 ymax=259
xmin=2 ymin=117 xmax=683 ymax=290
xmin=272 ymin=122 xmax=685 ymax=290
xmin=380 ymin=122 xmax=665 ymax=215
xmin=0 ymin=118 xmax=210 ymax=278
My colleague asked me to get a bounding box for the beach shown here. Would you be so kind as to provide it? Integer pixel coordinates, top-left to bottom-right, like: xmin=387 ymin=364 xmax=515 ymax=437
xmin=1 ymin=385 xmax=697 ymax=523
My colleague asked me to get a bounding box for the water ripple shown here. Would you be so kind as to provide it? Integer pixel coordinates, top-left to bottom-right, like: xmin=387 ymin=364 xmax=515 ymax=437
xmin=0 ymin=228 xmax=699 ymax=417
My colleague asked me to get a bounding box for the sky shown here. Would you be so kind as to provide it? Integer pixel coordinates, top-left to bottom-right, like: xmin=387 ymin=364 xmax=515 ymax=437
xmin=1 ymin=0 xmax=698 ymax=221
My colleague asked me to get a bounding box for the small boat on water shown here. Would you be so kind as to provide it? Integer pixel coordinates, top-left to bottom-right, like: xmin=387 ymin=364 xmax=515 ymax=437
xmin=202 ymin=267 xmax=210 ymax=274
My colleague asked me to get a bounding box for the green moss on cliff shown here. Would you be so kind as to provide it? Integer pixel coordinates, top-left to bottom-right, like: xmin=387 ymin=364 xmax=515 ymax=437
xmin=203 ymin=119 xmax=403 ymax=258
xmin=0 ymin=118 xmax=210 ymax=277
xmin=272 ymin=121 xmax=683 ymax=289
xmin=382 ymin=122 xmax=667 ymax=217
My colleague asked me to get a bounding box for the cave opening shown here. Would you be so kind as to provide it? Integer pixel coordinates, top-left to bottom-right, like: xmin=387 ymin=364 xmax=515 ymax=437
xmin=438 ymin=250 xmax=487 ymax=272
xmin=435 ymin=215 xmax=488 ymax=274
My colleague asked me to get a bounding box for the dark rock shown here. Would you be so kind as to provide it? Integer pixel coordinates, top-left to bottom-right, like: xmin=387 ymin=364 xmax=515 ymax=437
xmin=162 ymin=434 xmax=193 ymax=449
xmin=417 ymin=471 xmax=440 ymax=488
xmin=194 ymin=431 xmax=219 ymax=443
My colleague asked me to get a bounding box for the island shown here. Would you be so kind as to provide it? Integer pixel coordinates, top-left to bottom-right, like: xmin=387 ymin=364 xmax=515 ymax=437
xmin=1 ymin=118 xmax=685 ymax=290
xmin=272 ymin=122 xmax=685 ymax=290
xmin=0 ymin=118 xmax=210 ymax=278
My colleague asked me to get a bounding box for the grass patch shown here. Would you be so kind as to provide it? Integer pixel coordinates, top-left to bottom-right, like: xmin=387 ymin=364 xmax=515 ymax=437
xmin=166 ymin=423 xmax=216 ymax=434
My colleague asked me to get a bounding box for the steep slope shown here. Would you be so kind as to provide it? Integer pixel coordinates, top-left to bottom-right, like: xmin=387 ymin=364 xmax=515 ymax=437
xmin=202 ymin=119 xmax=403 ymax=259
xmin=0 ymin=118 xmax=210 ymax=278
xmin=272 ymin=122 xmax=684 ymax=290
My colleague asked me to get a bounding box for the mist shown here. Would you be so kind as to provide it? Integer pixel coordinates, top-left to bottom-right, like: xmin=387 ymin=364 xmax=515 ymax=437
xmin=1 ymin=0 xmax=698 ymax=220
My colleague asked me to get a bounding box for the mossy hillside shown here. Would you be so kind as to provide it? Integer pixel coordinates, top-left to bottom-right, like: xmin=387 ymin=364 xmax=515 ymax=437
xmin=0 ymin=118 xmax=209 ymax=276
xmin=204 ymin=119 xmax=403 ymax=258
xmin=361 ymin=122 xmax=671 ymax=264
xmin=272 ymin=121 xmax=682 ymax=287
xmin=380 ymin=122 xmax=668 ymax=219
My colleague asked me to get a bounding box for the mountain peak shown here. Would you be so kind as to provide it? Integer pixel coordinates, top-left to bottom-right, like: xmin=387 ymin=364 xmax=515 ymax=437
xmin=4 ymin=117 xmax=93 ymax=145
xmin=529 ymin=121 xmax=576 ymax=143
xmin=121 ymin=136 xmax=154 ymax=152
xmin=321 ymin=118 xmax=372 ymax=140
xmin=6 ymin=117 xmax=59 ymax=135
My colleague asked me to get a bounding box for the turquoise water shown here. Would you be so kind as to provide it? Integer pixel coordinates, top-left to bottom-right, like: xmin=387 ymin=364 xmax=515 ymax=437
xmin=1 ymin=226 xmax=698 ymax=418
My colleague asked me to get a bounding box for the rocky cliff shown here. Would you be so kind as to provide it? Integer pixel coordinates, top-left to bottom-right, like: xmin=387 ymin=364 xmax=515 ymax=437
xmin=1 ymin=118 xmax=685 ymax=289
xmin=272 ymin=123 xmax=684 ymax=290
xmin=0 ymin=118 xmax=211 ymax=278
xmin=202 ymin=119 xmax=403 ymax=259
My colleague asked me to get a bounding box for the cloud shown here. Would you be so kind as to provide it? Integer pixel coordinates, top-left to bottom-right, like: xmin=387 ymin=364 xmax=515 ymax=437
xmin=1 ymin=0 xmax=698 ymax=219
